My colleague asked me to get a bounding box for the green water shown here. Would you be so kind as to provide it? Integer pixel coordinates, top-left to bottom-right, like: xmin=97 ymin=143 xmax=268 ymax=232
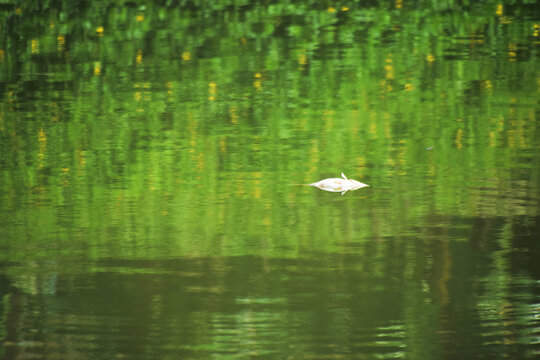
xmin=1 ymin=1 xmax=539 ymax=359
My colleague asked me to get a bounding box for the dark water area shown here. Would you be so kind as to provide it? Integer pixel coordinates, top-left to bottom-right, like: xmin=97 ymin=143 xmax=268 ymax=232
xmin=1 ymin=1 xmax=539 ymax=359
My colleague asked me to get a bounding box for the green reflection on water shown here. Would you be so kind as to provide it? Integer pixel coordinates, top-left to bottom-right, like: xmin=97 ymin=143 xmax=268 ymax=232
xmin=0 ymin=1 xmax=539 ymax=359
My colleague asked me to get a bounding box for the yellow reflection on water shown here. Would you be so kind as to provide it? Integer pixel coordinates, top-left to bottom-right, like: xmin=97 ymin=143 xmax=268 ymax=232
xmin=57 ymin=35 xmax=65 ymax=52
xmin=37 ymin=129 xmax=47 ymax=170
xmin=94 ymin=61 xmax=101 ymax=76
xmin=31 ymin=39 xmax=39 ymax=54
xmin=182 ymin=51 xmax=191 ymax=61
xmin=209 ymin=82 xmax=217 ymax=101
xmin=455 ymin=128 xmax=464 ymax=149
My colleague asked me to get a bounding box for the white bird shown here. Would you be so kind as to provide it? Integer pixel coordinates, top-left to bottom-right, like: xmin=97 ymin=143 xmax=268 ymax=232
xmin=309 ymin=172 xmax=369 ymax=196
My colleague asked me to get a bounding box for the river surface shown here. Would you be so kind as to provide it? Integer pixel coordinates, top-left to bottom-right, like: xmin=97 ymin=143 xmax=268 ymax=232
xmin=1 ymin=2 xmax=539 ymax=359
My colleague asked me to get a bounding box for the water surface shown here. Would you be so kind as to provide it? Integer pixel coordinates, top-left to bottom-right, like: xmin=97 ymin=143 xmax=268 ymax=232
xmin=1 ymin=1 xmax=539 ymax=359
